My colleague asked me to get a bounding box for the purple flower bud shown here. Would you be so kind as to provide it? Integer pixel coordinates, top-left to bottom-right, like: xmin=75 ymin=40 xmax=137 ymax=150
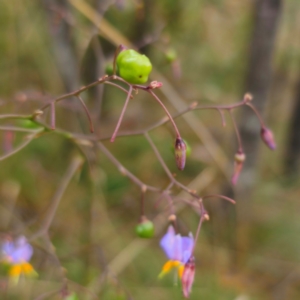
xmin=175 ymin=138 xmax=187 ymax=171
xmin=181 ymin=256 xmax=195 ymax=298
xmin=261 ymin=127 xmax=276 ymax=150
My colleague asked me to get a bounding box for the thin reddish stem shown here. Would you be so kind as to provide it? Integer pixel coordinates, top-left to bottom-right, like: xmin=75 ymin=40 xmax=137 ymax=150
xmin=112 ymin=45 xmax=126 ymax=76
xmin=246 ymin=102 xmax=266 ymax=127
xmin=140 ymin=191 xmax=145 ymax=216
xmin=110 ymin=85 xmax=133 ymax=142
xmin=202 ymin=194 xmax=236 ymax=205
xmin=192 ymin=200 xmax=205 ymax=254
xmin=104 ymin=82 xmax=133 ymax=98
xmin=229 ymin=110 xmax=243 ymax=152
xmin=77 ymin=95 xmax=94 ymax=133
xmin=147 ymin=90 xmax=181 ymax=138
xmin=50 ymin=103 xmax=56 ymax=130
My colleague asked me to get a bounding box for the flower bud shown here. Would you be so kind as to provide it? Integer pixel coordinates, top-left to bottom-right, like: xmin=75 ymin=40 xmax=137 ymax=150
xmin=175 ymin=138 xmax=187 ymax=171
xmin=149 ymin=81 xmax=163 ymax=89
xmin=243 ymin=93 xmax=253 ymax=102
xmin=181 ymin=256 xmax=195 ymax=299
xmin=203 ymin=213 xmax=210 ymax=221
xmin=231 ymin=151 xmax=246 ymax=186
xmin=260 ymin=127 xmax=276 ymax=150
xmin=168 ymin=214 xmax=177 ymax=222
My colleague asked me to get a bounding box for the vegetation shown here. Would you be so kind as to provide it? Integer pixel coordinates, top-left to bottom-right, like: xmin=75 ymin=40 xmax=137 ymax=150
xmin=0 ymin=0 xmax=300 ymax=299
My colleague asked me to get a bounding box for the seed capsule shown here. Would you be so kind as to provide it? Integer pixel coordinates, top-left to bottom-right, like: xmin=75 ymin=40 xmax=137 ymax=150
xmin=260 ymin=127 xmax=276 ymax=150
xmin=175 ymin=137 xmax=187 ymax=171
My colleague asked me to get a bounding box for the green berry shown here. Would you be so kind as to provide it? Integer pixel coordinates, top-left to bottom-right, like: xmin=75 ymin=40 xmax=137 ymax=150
xmin=116 ymin=49 xmax=152 ymax=84
xmin=135 ymin=219 xmax=154 ymax=238
xmin=105 ymin=63 xmax=114 ymax=75
xmin=16 ymin=119 xmax=42 ymax=129
xmin=165 ymin=48 xmax=177 ymax=63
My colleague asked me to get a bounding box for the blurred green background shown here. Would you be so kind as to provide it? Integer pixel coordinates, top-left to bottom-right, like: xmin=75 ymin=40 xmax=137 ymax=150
xmin=1 ymin=0 xmax=300 ymax=299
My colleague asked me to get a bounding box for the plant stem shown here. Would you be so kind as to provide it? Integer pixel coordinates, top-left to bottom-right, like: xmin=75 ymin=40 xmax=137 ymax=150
xmin=229 ymin=110 xmax=243 ymax=152
xmin=246 ymin=102 xmax=266 ymax=127
xmin=147 ymin=90 xmax=181 ymax=138
xmin=77 ymin=95 xmax=94 ymax=133
xmin=111 ymin=85 xmax=133 ymax=142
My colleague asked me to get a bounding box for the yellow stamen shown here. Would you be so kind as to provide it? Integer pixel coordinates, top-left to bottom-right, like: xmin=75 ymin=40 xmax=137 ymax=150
xmin=8 ymin=262 xmax=37 ymax=278
xmin=158 ymin=260 xmax=183 ymax=279
xmin=21 ymin=262 xmax=34 ymax=275
xmin=9 ymin=264 xmax=22 ymax=277
xmin=177 ymin=264 xmax=184 ymax=279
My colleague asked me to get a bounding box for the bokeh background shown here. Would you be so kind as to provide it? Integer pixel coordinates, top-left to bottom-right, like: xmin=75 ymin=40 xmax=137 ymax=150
xmin=1 ymin=0 xmax=300 ymax=299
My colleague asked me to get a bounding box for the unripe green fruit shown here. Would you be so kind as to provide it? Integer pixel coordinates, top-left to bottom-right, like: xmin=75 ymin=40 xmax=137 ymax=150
xmin=135 ymin=219 xmax=154 ymax=238
xmin=17 ymin=119 xmax=42 ymax=129
xmin=105 ymin=63 xmax=114 ymax=75
xmin=165 ymin=48 xmax=177 ymax=63
xmin=116 ymin=49 xmax=152 ymax=84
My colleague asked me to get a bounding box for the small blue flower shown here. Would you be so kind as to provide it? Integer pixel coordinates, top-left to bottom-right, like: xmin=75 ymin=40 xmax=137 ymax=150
xmin=1 ymin=236 xmax=36 ymax=281
xmin=2 ymin=236 xmax=33 ymax=264
xmin=159 ymin=226 xmax=193 ymax=278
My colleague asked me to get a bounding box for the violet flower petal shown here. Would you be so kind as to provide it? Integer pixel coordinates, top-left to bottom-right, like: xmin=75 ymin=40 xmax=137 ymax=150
xmin=11 ymin=243 xmax=33 ymax=263
xmin=1 ymin=236 xmax=33 ymax=264
xmin=2 ymin=241 xmax=14 ymax=257
xmin=172 ymin=234 xmax=183 ymax=261
xmin=181 ymin=233 xmax=194 ymax=264
xmin=160 ymin=225 xmax=176 ymax=259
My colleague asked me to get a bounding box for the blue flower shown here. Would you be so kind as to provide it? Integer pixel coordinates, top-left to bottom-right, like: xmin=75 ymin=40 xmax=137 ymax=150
xmin=1 ymin=236 xmax=37 ymax=281
xmin=2 ymin=236 xmax=33 ymax=264
xmin=159 ymin=225 xmax=193 ymax=279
